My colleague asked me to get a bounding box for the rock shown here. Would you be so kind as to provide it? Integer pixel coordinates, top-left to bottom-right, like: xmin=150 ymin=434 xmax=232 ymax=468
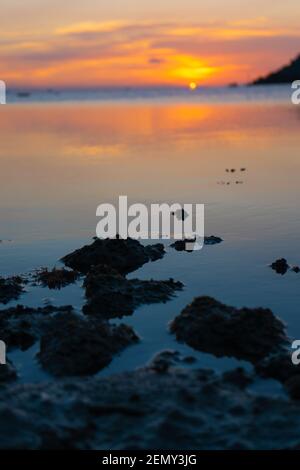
xmin=38 ymin=312 xmax=139 ymax=377
xmin=0 ymin=305 xmax=73 ymax=350
xmin=270 ymin=258 xmax=289 ymax=275
xmin=170 ymin=296 xmax=288 ymax=363
xmin=252 ymin=54 xmax=300 ymax=84
xmin=148 ymin=350 xmax=198 ymax=373
xmin=292 ymin=266 xmax=300 ymax=273
xmin=33 ymin=267 xmax=80 ymax=289
xmin=204 ymin=235 xmax=223 ymax=245
xmin=252 ymin=347 xmax=300 ymax=401
xmin=170 ymin=239 xmax=196 ymax=252
xmin=0 ymin=360 xmax=17 ymax=384
xmin=62 ymin=237 xmax=165 ymax=274
xmin=83 ymin=265 xmax=183 ymax=318
xmin=182 ymin=355 xmax=197 ymax=364
xmin=171 ymin=236 xmax=223 ymax=252
xmin=1 ymin=365 xmax=300 ymax=449
xmin=285 ymin=376 xmax=300 ymax=400
xmin=148 ymin=350 xmax=181 ymax=373
xmin=0 ymin=304 xmax=139 ymax=376
xmin=222 ymin=368 xmax=253 ymax=389
xmin=0 ymin=276 xmax=24 ymax=304
xmin=255 ymin=351 xmax=296 ymax=383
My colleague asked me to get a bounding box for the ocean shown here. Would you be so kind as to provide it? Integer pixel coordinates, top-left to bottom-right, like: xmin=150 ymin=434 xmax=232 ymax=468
xmin=0 ymin=84 xmax=299 ymax=392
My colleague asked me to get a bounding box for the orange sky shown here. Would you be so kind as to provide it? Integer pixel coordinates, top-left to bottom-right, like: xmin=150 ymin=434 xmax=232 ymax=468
xmin=1 ymin=0 xmax=300 ymax=87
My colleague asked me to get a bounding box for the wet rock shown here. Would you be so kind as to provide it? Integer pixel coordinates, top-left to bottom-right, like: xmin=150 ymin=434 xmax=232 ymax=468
xmin=204 ymin=235 xmax=223 ymax=245
xmin=0 ymin=276 xmax=24 ymax=304
xmin=222 ymin=368 xmax=253 ymax=389
xmin=292 ymin=266 xmax=300 ymax=273
xmin=170 ymin=238 xmax=197 ymax=252
xmin=182 ymin=355 xmax=197 ymax=364
xmin=148 ymin=350 xmax=181 ymax=373
xmin=0 ymin=304 xmax=73 ymax=350
xmin=148 ymin=350 xmax=198 ymax=373
xmin=62 ymin=237 xmax=165 ymax=274
xmin=0 ymin=360 xmax=17 ymax=384
xmin=1 ymin=365 xmax=300 ymax=449
xmin=255 ymin=351 xmax=297 ymax=383
xmin=83 ymin=265 xmax=183 ymax=318
xmin=33 ymin=267 xmax=80 ymax=289
xmin=38 ymin=312 xmax=139 ymax=377
xmin=285 ymin=376 xmax=300 ymax=400
xmin=0 ymin=304 xmax=139 ymax=377
xmin=255 ymin=349 xmax=300 ymax=401
xmin=170 ymin=235 xmax=223 ymax=252
xmin=270 ymin=258 xmax=289 ymax=275
xmin=170 ymin=296 xmax=288 ymax=363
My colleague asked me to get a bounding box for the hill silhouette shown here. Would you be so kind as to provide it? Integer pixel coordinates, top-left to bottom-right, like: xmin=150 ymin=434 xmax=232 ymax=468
xmin=253 ymin=54 xmax=300 ymax=84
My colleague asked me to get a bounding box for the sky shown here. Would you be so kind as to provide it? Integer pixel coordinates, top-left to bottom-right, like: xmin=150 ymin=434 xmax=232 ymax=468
xmin=1 ymin=0 xmax=300 ymax=87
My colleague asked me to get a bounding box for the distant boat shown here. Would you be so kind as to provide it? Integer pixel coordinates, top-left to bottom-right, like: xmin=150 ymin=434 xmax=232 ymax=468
xmin=228 ymin=82 xmax=238 ymax=88
xmin=17 ymin=91 xmax=31 ymax=98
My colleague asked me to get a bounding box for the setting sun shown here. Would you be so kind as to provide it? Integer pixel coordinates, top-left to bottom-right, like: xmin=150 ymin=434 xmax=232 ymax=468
xmin=189 ymin=82 xmax=198 ymax=90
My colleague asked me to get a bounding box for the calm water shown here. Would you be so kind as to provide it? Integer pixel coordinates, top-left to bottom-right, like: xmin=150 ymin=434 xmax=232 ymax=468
xmin=0 ymin=86 xmax=299 ymax=389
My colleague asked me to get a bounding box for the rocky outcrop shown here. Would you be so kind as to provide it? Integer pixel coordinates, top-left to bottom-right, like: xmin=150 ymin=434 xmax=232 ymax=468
xmin=0 ymin=305 xmax=73 ymax=351
xmin=170 ymin=296 xmax=288 ymax=363
xmin=1 ymin=359 xmax=300 ymax=449
xmin=33 ymin=268 xmax=80 ymax=289
xmin=171 ymin=236 xmax=223 ymax=252
xmin=270 ymin=258 xmax=289 ymax=275
xmin=170 ymin=297 xmax=300 ymax=399
xmin=0 ymin=361 xmax=17 ymax=384
xmin=0 ymin=305 xmax=138 ymax=377
xmin=83 ymin=265 xmax=183 ymax=318
xmin=62 ymin=237 xmax=165 ymax=274
xmin=38 ymin=312 xmax=139 ymax=377
xmin=0 ymin=276 xmax=24 ymax=304
xmin=253 ymin=54 xmax=300 ymax=84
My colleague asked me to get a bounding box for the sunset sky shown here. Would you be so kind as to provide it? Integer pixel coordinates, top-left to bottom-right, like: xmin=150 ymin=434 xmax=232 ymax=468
xmin=2 ymin=0 xmax=300 ymax=87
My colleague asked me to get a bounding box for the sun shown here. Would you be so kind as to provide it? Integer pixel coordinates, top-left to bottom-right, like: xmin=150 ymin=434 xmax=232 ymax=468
xmin=189 ymin=82 xmax=197 ymax=90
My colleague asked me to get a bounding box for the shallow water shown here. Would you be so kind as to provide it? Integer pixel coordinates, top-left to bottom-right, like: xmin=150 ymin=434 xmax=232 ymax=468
xmin=0 ymin=88 xmax=299 ymax=391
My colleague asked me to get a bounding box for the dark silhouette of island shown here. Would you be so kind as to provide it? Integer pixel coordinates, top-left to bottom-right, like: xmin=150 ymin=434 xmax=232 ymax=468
xmin=252 ymin=54 xmax=300 ymax=84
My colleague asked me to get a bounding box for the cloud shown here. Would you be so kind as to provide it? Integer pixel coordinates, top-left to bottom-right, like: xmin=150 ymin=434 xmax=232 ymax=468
xmin=148 ymin=57 xmax=165 ymax=65
xmin=1 ymin=19 xmax=300 ymax=86
xmin=55 ymin=21 xmax=128 ymax=36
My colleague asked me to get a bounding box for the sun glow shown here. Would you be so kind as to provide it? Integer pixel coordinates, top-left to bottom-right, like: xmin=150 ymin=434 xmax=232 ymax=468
xmin=0 ymin=13 xmax=298 ymax=88
xmin=189 ymin=82 xmax=197 ymax=90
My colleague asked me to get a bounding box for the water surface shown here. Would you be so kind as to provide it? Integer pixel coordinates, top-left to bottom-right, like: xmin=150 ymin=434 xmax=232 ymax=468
xmin=0 ymin=87 xmax=299 ymax=389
